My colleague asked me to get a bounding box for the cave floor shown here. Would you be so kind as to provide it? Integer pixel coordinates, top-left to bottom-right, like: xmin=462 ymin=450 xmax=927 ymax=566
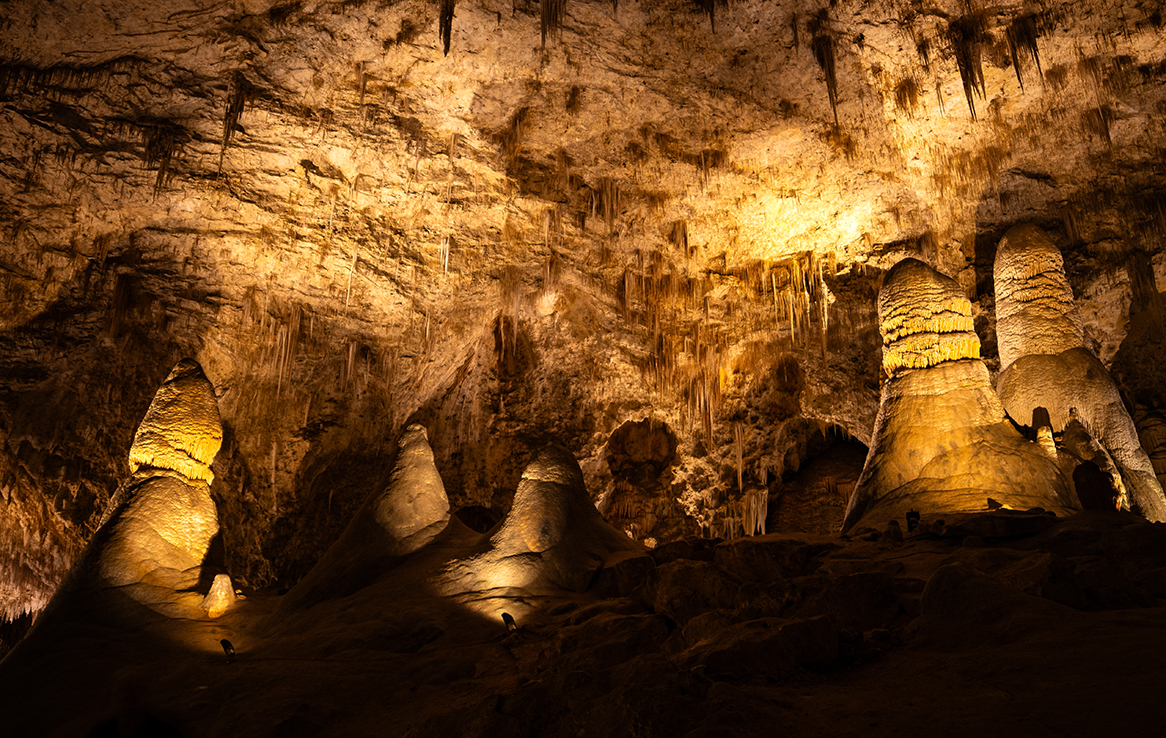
xmin=3 ymin=512 xmax=1166 ymax=737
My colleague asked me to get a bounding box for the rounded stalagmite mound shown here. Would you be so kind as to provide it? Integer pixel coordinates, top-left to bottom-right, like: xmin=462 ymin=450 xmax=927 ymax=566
xmin=499 ymin=444 xmax=586 ymax=554
xmin=440 ymin=444 xmax=643 ymax=607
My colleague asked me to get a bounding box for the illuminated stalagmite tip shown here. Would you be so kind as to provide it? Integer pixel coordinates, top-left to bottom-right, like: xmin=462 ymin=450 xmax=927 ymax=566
xmin=127 ymin=358 xmax=223 ymax=484
xmin=878 ymin=258 xmax=979 ymax=376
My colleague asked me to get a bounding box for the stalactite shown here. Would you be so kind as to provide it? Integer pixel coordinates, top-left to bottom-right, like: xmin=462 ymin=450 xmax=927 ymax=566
xmin=140 ymin=122 xmax=185 ymax=199
xmin=440 ymin=0 xmax=456 ymax=56
xmin=219 ymin=71 xmax=251 ymax=174
xmin=948 ymin=13 xmax=988 ymax=119
xmin=916 ymin=37 xmax=931 ymax=73
xmin=501 ymin=106 xmax=530 ymax=162
xmin=733 ymin=422 xmax=745 ymax=495
xmin=809 ymin=11 xmax=839 ymax=128
xmin=598 ymin=177 xmax=620 ymax=235
xmin=541 ymin=0 xmax=565 ymax=48
xmin=1007 ymin=13 xmax=1044 ymax=90
xmin=894 ymin=78 xmax=920 ymax=116
xmin=695 ymin=0 xmax=728 ymax=33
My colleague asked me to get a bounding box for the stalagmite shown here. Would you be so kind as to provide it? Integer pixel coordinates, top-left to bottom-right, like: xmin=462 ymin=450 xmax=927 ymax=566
xmin=201 ymin=573 xmax=236 ymax=619
xmin=279 ymin=424 xmax=450 ymax=611
xmin=994 ymin=224 xmax=1166 ymax=521
xmin=842 ymin=259 xmax=1077 ymax=532
xmin=440 ymin=445 xmax=642 ymax=602
xmin=29 ymin=359 xmax=225 ymax=621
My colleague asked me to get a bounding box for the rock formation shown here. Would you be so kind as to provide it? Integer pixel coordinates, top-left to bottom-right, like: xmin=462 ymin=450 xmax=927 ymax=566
xmin=842 ymin=259 xmax=1077 ymax=532
xmin=440 ymin=444 xmax=643 ymax=610
xmin=994 ymin=224 xmax=1166 ymax=521
xmin=278 ymin=423 xmax=450 ymax=611
xmin=26 ymin=358 xmax=225 ymax=621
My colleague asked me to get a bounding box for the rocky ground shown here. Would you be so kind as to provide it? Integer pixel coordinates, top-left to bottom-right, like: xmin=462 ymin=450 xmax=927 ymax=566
xmin=2 ymin=507 xmax=1165 ymax=737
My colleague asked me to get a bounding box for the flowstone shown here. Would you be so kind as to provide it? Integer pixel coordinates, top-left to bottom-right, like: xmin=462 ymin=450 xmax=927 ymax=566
xmin=842 ymin=259 xmax=1076 ymax=532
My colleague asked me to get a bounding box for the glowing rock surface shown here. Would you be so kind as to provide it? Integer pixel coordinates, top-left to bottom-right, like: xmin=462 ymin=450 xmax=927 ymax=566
xmin=126 ymin=358 xmax=223 ymax=484
xmin=201 ymin=573 xmax=236 ymax=619
xmin=994 ymin=224 xmax=1166 ymax=521
xmin=842 ymin=259 xmax=1076 ymax=532
xmin=97 ymin=359 xmax=222 ymax=603
xmin=440 ymin=445 xmax=642 ymax=604
xmin=278 ymin=423 xmax=450 ymax=612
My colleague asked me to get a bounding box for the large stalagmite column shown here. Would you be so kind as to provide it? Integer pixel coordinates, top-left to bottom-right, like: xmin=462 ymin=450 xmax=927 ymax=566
xmin=994 ymin=224 xmax=1166 ymax=521
xmin=30 ymin=358 xmax=227 ymax=621
xmin=98 ymin=358 xmax=223 ymax=595
xmin=842 ymin=259 xmax=1076 ymax=532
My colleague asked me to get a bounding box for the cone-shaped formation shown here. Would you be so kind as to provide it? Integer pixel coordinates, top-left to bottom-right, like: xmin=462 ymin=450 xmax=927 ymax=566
xmin=440 ymin=445 xmax=642 ymax=607
xmin=842 ymin=259 xmax=1077 ymax=532
xmin=278 ymin=424 xmax=450 ymax=612
xmin=492 ymin=444 xmax=585 ymax=555
xmin=96 ymin=359 xmax=223 ymax=606
xmin=372 ymin=424 xmax=450 ymax=549
xmin=127 ymin=358 xmax=223 ymax=484
xmin=21 ymin=359 xmax=226 ymax=625
xmin=994 ymin=224 xmax=1166 ymax=521
xmin=201 ymin=573 xmax=236 ymax=619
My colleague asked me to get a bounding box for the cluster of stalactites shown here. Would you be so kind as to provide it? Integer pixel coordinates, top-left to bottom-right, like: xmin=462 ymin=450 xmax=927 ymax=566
xmin=993 ymin=224 xmax=1084 ymax=367
xmin=878 ymin=259 xmax=981 ymax=376
xmin=126 ymin=359 xmax=223 ymax=484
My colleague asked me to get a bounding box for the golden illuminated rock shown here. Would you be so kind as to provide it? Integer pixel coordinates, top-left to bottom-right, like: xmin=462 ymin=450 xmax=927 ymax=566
xmin=19 ymin=359 xmax=227 ymax=623
xmin=878 ymin=259 xmax=979 ymax=375
xmin=440 ymin=445 xmax=642 ymax=604
xmin=994 ymin=224 xmax=1166 ymax=521
xmin=201 ymin=573 xmax=236 ymax=619
xmin=58 ymin=358 xmax=226 ymax=622
xmin=127 ymin=358 xmax=223 ymax=485
xmin=96 ymin=359 xmax=222 ymax=598
xmin=842 ymin=259 xmax=1077 ymax=532
xmin=277 ymin=424 xmax=450 ymax=612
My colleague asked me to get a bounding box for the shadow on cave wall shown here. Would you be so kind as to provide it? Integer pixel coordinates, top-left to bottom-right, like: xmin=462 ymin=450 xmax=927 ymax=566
xmin=766 ymin=421 xmax=868 ymax=536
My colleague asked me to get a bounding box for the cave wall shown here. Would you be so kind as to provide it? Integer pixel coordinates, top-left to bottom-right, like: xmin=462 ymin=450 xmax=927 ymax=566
xmin=3 ymin=0 xmax=1166 ymax=616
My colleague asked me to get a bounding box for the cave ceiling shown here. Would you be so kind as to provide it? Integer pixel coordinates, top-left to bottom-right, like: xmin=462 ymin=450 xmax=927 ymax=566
xmin=3 ymin=0 xmax=1166 ymax=617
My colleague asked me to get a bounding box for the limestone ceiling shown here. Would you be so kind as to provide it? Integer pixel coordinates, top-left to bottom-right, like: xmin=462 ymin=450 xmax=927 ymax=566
xmin=3 ymin=0 xmax=1166 ymax=611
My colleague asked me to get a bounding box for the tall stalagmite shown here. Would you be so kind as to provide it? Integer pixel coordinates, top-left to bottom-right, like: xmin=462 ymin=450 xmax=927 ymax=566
xmin=27 ymin=359 xmax=225 ymax=622
xmin=440 ymin=445 xmax=641 ymax=606
xmin=842 ymin=259 xmax=1076 ymax=532
xmin=994 ymin=223 xmax=1166 ymax=521
xmin=278 ymin=423 xmax=450 ymax=612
